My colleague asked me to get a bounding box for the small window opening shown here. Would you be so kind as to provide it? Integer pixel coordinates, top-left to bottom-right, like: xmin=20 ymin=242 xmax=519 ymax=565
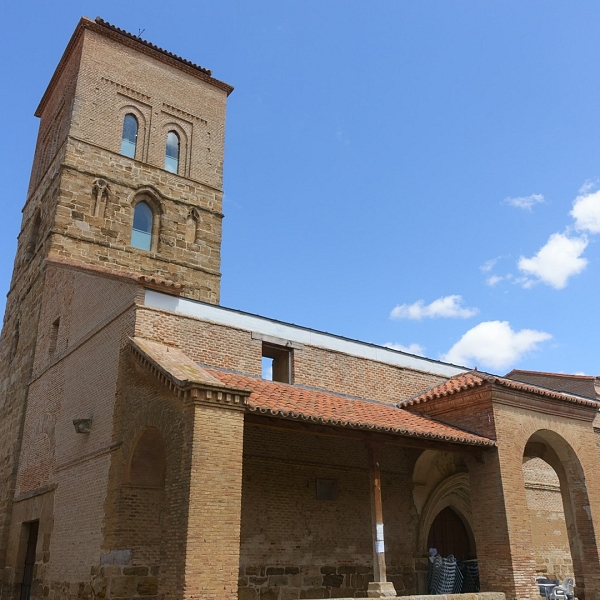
xmin=121 ymin=114 xmax=138 ymax=158
xmin=316 ymin=479 xmax=338 ymax=501
xmin=49 ymin=318 xmax=60 ymax=355
xmin=165 ymin=131 xmax=180 ymax=173
xmin=20 ymin=520 xmax=39 ymax=600
xmin=262 ymin=342 xmax=292 ymax=383
xmin=131 ymin=201 xmax=153 ymax=251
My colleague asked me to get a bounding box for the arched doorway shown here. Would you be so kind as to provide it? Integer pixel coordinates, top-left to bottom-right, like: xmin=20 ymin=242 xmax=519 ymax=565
xmin=427 ymin=506 xmax=473 ymax=561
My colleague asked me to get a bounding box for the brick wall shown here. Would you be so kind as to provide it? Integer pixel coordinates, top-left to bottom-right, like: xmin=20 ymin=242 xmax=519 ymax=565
xmin=523 ymin=458 xmax=571 ymax=580
xmin=491 ymin=398 xmax=600 ymax=600
xmin=135 ymin=306 xmax=447 ymax=404
xmin=239 ymin=425 xmax=425 ymax=599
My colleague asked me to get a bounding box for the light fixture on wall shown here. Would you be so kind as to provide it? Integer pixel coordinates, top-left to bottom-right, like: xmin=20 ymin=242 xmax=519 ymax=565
xmin=73 ymin=418 xmax=93 ymax=434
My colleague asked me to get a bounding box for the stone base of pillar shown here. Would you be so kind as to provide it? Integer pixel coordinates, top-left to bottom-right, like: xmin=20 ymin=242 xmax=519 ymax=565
xmin=367 ymin=581 xmax=397 ymax=597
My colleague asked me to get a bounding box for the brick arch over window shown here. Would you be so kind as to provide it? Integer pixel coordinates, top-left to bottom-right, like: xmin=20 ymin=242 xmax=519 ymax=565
xmin=127 ymin=426 xmax=166 ymax=487
xmin=523 ymin=429 xmax=600 ymax=598
xmin=118 ymin=105 xmax=147 ymax=161
xmin=129 ymin=189 xmax=164 ymax=253
xmin=162 ymin=122 xmax=189 ymax=176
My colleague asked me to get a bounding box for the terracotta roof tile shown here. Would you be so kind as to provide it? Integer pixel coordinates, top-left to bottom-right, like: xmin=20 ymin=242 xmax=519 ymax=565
xmin=95 ymin=18 xmax=212 ymax=76
xmin=206 ymin=370 xmax=495 ymax=447
xmin=401 ymin=371 xmax=600 ymax=409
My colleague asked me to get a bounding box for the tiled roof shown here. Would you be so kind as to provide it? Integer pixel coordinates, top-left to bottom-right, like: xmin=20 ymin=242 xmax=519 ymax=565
xmin=400 ymin=371 xmax=600 ymax=409
xmin=505 ymin=369 xmax=600 ymax=400
xmin=206 ymin=369 xmax=495 ymax=447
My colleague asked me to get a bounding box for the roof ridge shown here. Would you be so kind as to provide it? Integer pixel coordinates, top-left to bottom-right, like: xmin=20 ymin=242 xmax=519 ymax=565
xmin=95 ymin=17 xmax=212 ymax=76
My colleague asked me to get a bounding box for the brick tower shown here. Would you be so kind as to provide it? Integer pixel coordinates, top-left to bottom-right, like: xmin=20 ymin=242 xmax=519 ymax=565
xmin=0 ymin=17 xmax=232 ymax=598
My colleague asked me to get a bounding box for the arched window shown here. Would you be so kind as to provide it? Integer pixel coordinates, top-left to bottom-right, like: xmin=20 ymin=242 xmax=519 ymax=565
xmin=121 ymin=114 xmax=138 ymax=158
xmin=131 ymin=201 xmax=153 ymax=251
xmin=164 ymin=131 xmax=180 ymax=173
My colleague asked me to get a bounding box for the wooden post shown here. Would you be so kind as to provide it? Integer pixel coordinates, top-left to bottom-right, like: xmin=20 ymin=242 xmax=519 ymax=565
xmin=367 ymin=442 xmax=397 ymax=598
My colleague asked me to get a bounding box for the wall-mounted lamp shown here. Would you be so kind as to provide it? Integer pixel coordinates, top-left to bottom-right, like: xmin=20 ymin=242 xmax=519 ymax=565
xmin=73 ymin=418 xmax=93 ymax=434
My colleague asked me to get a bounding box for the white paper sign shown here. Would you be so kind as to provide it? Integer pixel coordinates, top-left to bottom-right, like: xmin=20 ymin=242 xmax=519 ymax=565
xmin=376 ymin=524 xmax=384 ymax=541
xmin=376 ymin=541 xmax=385 ymax=553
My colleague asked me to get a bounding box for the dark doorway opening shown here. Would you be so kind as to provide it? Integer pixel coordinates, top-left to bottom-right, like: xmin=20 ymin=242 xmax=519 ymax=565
xmin=427 ymin=507 xmax=471 ymax=560
xmin=20 ymin=520 xmax=39 ymax=600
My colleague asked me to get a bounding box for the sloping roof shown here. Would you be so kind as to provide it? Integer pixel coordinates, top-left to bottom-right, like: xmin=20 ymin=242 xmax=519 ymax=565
xmin=400 ymin=370 xmax=600 ymax=409
xmin=131 ymin=337 xmax=223 ymax=388
xmin=505 ymin=369 xmax=600 ymax=400
xmin=94 ymin=18 xmax=213 ymax=76
xmin=205 ymin=369 xmax=495 ymax=447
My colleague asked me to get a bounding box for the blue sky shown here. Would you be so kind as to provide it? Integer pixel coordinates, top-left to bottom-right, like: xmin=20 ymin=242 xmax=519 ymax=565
xmin=1 ymin=1 xmax=599 ymax=376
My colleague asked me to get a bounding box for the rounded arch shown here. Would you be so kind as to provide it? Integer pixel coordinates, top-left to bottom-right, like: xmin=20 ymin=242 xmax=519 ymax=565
xmin=418 ymin=473 xmax=476 ymax=558
xmin=412 ymin=448 xmax=438 ymax=486
xmin=118 ymin=105 xmax=147 ymax=160
xmin=522 ymin=429 xmax=600 ymax=597
xmin=129 ymin=188 xmax=164 ymax=252
xmin=126 ymin=427 xmax=166 ymax=488
xmin=162 ymin=121 xmax=189 ymax=176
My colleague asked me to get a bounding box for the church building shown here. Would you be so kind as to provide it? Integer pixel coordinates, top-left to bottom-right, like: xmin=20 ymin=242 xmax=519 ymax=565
xmin=1 ymin=17 xmax=600 ymax=600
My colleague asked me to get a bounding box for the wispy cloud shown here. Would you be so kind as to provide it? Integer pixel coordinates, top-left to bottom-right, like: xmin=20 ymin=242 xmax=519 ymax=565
xmin=518 ymin=232 xmax=588 ymax=289
xmin=571 ymin=189 xmax=600 ymax=234
xmin=384 ymin=342 xmax=425 ymax=356
xmin=504 ymin=193 xmax=545 ymax=211
xmin=485 ymin=275 xmax=503 ymax=287
xmin=480 ymin=258 xmax=498 ymax=273
xmin=443 ymin=321 xmax=552 ymax=371
xmin=335 ymin=126 xmax=350 ymax=146
xmin=390 ymin=295 xmax=478 ymax=320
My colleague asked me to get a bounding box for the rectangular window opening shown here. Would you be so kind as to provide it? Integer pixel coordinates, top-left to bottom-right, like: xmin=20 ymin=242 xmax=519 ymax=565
xmin=49 ymin=318 xmax=60 ymax=355
xmin=20 ymin=520 xmax=39 ymax=600
xmin=316 ymin=479 xmax=338 ymax=501
xmin=262 ymin=342 xmax=292 ymax=383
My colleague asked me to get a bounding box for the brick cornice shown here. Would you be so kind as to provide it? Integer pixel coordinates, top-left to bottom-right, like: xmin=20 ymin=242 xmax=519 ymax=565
xmin=128 ymin=337 xmax=249 ymax=411
xmin=492 ymin=388 xmax=597 ymax=422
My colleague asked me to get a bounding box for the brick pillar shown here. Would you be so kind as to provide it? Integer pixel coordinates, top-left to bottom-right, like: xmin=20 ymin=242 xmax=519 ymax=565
xmin=468 ymin=449 xmax=538 ymax=600
xmin=183 ymin=398 xmax=245 ymax=600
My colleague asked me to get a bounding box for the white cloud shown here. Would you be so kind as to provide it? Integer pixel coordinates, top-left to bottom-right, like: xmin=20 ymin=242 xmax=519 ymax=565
xmin=442 ymin=321 xmax=552 ymax=371
xmin=579 ymin=179 xmax=597 ymax=195
xmin=571 ymin=189 xmax=600 ymax=234
xmin=384 ymin=342 xmax=425 ymax=356
xmin=390 ymin=295 xmax=478 ymax=320
xmin=486 ymin=275 xmax=503 ymax=287
xmin=504 ymin=193 xmax=545 ymax=211
xmin=518 ymin=233 xmax=588 ymax=289
xmin=480 ymin=258 xmax=498 ymax=273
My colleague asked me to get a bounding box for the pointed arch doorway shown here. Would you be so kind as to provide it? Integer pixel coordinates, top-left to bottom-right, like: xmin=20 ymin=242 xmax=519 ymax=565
xmin=427 ymin=506 xmax=473 ymax=561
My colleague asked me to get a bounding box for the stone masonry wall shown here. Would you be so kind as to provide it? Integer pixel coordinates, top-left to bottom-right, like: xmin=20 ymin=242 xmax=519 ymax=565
xmin=49 ymin=138 xmax=223 ymax=302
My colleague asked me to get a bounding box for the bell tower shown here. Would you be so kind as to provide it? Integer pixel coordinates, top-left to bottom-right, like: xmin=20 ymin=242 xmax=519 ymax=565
xmin=24 ymin=16 xmax=233 ymax=303
xmin=0 ymin=18 xmax=232 ymax=594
